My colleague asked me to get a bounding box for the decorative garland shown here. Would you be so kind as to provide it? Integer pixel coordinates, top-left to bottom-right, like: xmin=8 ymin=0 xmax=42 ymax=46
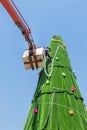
xmin=32 ymin=88 xmax=84 ymax=103
xmin=37 ymin=101 xmax=87 ymax=123
xmin=44 ymin=43 xmax=66 ymax=77
xmin=42 ymin=93 xmax=55 ymax=129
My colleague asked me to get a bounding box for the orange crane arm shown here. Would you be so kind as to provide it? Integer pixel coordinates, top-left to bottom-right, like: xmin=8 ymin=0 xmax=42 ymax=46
xmin=0 ymin=0 xmax=45 ymax=70
xmin=0 ymin=0 xmax=35 ymax=47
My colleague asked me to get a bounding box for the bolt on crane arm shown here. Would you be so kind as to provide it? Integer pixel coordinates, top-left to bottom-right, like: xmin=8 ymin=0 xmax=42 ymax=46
xmin=0 ymin=0 xmax=35 ymax=47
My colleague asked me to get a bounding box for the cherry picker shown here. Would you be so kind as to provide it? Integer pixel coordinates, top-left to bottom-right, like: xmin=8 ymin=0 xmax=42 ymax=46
xmin=0 ymin=0 xmax=44 ymax=70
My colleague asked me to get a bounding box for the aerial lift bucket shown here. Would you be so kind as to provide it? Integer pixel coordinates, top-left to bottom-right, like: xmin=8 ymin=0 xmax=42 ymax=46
xmin=22 ymin=47 xmax=44 ymax=70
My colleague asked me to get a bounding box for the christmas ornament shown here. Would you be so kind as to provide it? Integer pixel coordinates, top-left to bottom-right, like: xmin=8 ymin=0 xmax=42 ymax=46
xmin=33 ymin=108 xmax=38 ymax=113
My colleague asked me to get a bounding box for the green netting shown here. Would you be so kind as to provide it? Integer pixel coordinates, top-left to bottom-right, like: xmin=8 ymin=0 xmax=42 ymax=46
xmin=24 ymin=36 xmax=87 ymax=130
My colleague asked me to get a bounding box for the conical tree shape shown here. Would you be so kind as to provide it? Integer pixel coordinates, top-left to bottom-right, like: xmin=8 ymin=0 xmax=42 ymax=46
xmin=24 ymin=36 xmax=87 ymax=130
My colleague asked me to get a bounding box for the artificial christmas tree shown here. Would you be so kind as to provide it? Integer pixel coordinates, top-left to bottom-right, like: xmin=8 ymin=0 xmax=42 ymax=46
xmin=24 ymin=36 xmax=87 ymax=130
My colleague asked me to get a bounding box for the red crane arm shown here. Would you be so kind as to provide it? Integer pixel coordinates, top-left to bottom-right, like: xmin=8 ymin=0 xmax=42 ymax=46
xmin=0 ymin=0 xmax=35 ymax=47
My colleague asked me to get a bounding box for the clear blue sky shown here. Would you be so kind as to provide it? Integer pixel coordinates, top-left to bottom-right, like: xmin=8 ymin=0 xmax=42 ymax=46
xmin=0 ymin=0 xmax=87 ymax=129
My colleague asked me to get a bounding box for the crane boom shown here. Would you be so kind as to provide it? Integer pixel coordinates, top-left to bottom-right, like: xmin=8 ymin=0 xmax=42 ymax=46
xmin=0 ymin=0 xmax=35 ymax=47
xmin=0 ymin=0 xmax=44 ymax=70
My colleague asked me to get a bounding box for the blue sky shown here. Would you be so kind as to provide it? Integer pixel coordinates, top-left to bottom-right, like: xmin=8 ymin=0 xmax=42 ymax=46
xmin=0 ymin=0 xmax=87 ymax=129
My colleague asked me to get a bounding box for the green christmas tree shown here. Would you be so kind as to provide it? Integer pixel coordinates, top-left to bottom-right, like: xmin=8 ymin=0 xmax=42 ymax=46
xmin=24 ymin=36 xmax=87 ymax=130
